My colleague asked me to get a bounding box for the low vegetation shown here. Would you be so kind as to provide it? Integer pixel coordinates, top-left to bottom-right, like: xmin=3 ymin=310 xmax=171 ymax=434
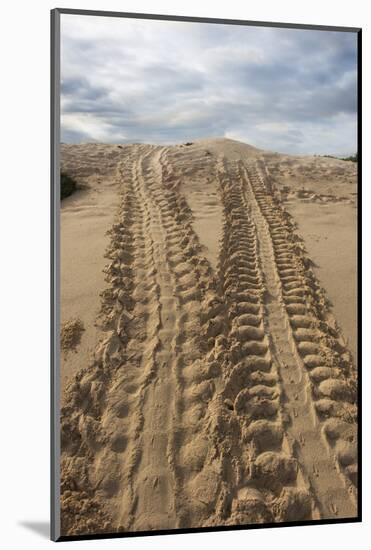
xmin=61 ymin=172 xmax=77 ymax=199
xmin=341 ymin=153 xmax=358 ymax=162
xmin=322 ymin=153 xmax=357 ymax=163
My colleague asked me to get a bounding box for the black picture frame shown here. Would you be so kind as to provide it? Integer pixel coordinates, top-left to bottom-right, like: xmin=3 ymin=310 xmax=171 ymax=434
xmin=51 ymin=8 xmax=362 ymax=542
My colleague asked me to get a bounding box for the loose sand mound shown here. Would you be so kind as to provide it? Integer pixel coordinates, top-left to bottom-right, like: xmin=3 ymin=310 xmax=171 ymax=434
xmin=60 ymin=318 xmax=85 ymax=354
xmin=60 ymin=138 xmax=357 ymax=535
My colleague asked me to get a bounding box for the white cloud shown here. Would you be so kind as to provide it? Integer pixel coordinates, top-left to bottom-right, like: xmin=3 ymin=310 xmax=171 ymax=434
xmin=60 ymin=14 xmax=358 ymax=155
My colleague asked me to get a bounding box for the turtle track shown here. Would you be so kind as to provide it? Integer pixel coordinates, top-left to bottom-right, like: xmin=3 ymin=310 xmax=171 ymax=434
xmin=60 ymin=145 xmax=224 ymax=534
xmin=143 ymin=147 xmax=228 ymax=529
xmin=240 ymin=161 xmax=357 ymax=517
xmin=119 ymin=146 xmax=221 ymax=531
xmin=205 ymin=156 xmax=316 ymax=526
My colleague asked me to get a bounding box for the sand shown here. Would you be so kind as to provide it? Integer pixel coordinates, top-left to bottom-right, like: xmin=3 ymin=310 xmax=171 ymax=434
xmin=60 ymin=144 xmax=122 ymax=393
xmin=59 ymin=138 xmax=358 ymax=536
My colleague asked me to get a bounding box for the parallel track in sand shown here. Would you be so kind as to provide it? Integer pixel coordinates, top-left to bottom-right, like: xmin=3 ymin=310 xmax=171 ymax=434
xmin=60 ymin=145 xmax=357 ymax=536
xmin=239 ymin=161 xmax=356 ymax=518
xmin=119 ymin=147 xmax=179 ymax=530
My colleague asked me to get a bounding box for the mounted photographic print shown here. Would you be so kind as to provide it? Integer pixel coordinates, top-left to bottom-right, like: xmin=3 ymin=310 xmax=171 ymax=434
xmin=51 ymin=8 xmax=361 ymax=542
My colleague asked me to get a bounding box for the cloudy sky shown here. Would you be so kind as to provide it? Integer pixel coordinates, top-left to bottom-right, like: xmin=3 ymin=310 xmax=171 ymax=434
xmin=60 ymin=14 xmax=358 ymax=155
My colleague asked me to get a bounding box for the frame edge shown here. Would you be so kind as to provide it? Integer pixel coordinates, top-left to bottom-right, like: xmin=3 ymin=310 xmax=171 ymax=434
xmin=51 ymin=7 xmax=61 ymax=543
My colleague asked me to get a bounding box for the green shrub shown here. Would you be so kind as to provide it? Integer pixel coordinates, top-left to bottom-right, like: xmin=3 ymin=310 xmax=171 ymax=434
xmin=321 ymin=153 xmax=357 ymax=163
xmin=341 ymin=153 xmax=357 ymax=162
xmin=60 ymin=172 xmax=77 ymax=199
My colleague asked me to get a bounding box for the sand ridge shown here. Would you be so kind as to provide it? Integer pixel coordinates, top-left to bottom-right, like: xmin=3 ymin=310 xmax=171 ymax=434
xmin=60 ymin=139 xmax=357 ymax=535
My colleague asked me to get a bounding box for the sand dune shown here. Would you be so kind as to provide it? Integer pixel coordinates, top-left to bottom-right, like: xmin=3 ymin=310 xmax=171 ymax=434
xmin=60 ymin=138 xmax=357 ymax=535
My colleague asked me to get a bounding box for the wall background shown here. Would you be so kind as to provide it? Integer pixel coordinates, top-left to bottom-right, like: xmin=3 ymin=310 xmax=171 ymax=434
xmin=0 ymin=0 xmax=367 ymax=547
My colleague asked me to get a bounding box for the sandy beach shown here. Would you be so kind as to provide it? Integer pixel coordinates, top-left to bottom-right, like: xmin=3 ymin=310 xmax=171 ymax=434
xmin=59 ymin=138 xmax=358 ymax=535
